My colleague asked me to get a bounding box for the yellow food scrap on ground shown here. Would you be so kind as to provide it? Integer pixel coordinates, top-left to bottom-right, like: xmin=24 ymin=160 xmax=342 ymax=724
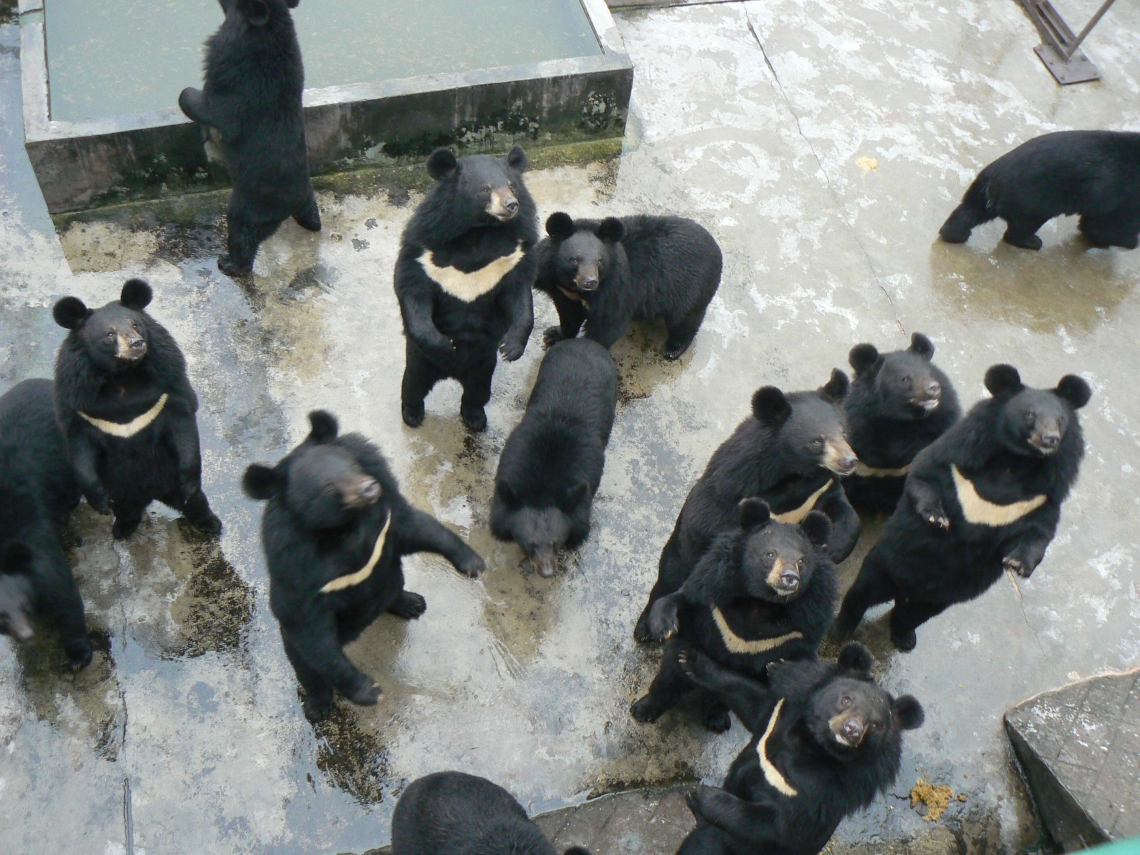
xmin=910 ymin=778 xmax=954 ymax=821
xmin=856 ymin=156 xmax=879 ymax=173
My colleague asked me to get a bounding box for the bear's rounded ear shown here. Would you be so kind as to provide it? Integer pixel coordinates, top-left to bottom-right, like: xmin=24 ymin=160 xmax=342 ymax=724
xmin=120 ymin=278 xmax=153 ymax=311
xmin=286 ymin=0 xmax=301 ymax=7
xmin=237 ymin=0 xmax=271 ymax=26
xmin=799 ymin=510 xmax=831 ymax=547
xmin=1056 ymin=374 xmax=1091 ymax=410
xmin=597 ymin=217 xmax=625 ymax=244
xmin=546 ymin=212 xmax=575 ymax=241
xmin=426 ymin=148 xmax=459 ymax=181
xmin=837 ymin=641 xmax=874 ymax=675
xmin=506 ymin=144 xmax=528 ymax=172
xmin=821 ymin=368 xmax=850 ymax=403
xmin=893 ymin=694 xmax=925 ymax=730
xmin=1 ymin=542 xmax=35 ymax=575
xmin=307 ymin=410 xmax=339 ymax=443
xmin=909 ymin=332 xmax=935 ymax=361
xmin=53 ymin=296 xmax=92 ymax=330
xmin=242 ymin=465 xmax=283 ymax=500
xmin=739 ymin=497 xmax=771 ymax=530
xmin=848 ymin=343 xmax=880 ymax=377
xmin=984 ymin=364 xmax=1023 ymax=399
xmin=752 ymin=386 xmax=791 ymax=427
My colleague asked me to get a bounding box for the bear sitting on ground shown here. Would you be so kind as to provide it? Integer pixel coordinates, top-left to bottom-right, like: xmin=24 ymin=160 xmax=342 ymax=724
xmin=675 ymin=643 xmax=923 ymax=855
xmin=392 ymin=771 xmax=591 ymax=855
xmin=843 ymin=332 xmax=960 ymax=513
xmin=179 ymin=0 xmax=319 ymax=276
xmin=631 ymin=498 xmax=836 ymax=733
xmin=395 ymin=146 xmax=538 ymax=432
xmin=534 ymin=212 xmax=722 ymax=359
xmin=490 ymin=338 xmax=618 ymax=577
xmin=939 ymin=130 xmax=1140 ymax=251
xmin=0 ymin=379 xmax=92 ymax=670
xmin=243 ymin=410 xmax=485 ymax=721
xmin=834 ymin=365 xmax=1090 ymax=652
xmin=633 ymin=370 xmax=860 ymax=643
xmin=53 ymin=279 xmax=221 ymax=540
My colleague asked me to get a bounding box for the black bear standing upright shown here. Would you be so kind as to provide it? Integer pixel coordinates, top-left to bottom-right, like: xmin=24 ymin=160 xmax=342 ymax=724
xmin=179 ymin=0 xmax=319 ymax=276
xmin=674 ymin=643 xmax=923 ymax=855
xmin=490 ymin=338 xmax=618 ymax=577
xmin=835 ymin=365 xmax=1090 ymax=652
xmin=395 ymin=146 xmax=538 ymax=432
xmin=631 ymin=498 xmax=836 ymax=733
xmin=392 ymin=771 xmax=591 ymax=855
xmin=243 ymin=411 xmax=485 ymax=721
xmin=939 ymin=130 xmax=1140 ymax=251
xmin=0 ymin=380 xmax=92 ymax=670
xmin=53 ymin=279 xmax=221 ymax=541
xmin=843 ymin=332 xmax=960 ymax=513
xmin=534 ymin=212 xmax=722 ymax=359
xmin=633 ymin=370 xmax=860 ymax=642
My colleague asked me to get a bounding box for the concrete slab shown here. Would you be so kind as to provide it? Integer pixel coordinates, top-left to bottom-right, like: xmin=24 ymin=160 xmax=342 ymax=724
xmin=0 ymin=1 xmax=1138 ymax=853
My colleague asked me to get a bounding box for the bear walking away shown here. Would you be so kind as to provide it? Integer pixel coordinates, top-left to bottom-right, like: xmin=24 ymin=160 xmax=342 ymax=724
xmin=675 ymin=643 xmax=923 ymax=855
xmin=843 ymin=332 xmax=960 ymax=513
xmin=53 ymin=279 xmax=221 ymax=541
xmin=392 ymin=771 xmax=591 ymax=855
xmin=0 ymin=380 xmax=92 ymax=670
xmin=631 ymin=498 xmax=836 ymax=733
xmin=179 ymin=0 xmax=318 ymax=276
xmin=395 ymin=146 xmax=538 ymax=432
xmin=490 ymin=338 xmax=618 ymax=577
xmin=243 ymin=411 xmax=485 ymax=721
xmin=834 ymin=365 xmax=1090 ymax=652
xmin=534 ymin=212 xmax=722 ymax=359
xmin=633 ymin=370 xmax=860 ymax=643
xmin=939 ymin=130 xmax=1140 ymax=251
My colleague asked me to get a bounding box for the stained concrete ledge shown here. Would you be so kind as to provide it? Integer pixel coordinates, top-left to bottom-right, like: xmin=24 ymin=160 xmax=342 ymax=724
xmin=1005 ymin=669 xmax=1140 ymax=851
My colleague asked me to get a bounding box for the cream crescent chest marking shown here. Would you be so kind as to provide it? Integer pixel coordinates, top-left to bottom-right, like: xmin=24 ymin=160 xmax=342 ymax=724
xmin=770 ymin=479 xmax=832 ymax=524
xmin=950 ymin=464 xmax=1047 ymax=526
xmin=711 ymin=606 xmax=804 ymax=655
xmin=419 ymin=245 xmax=525 ymax=302
xmin=557 ymin=286 xmax=588 ymax=306
xmin=79 ymin=393 xmax=168 ymax=438
xmin=320 ymin=512 xmax=391 ymax=593
xmin=757 ymin=698 xmax=798 ymax=797
xmin=853 ymin=461 xmax=910 ymax=478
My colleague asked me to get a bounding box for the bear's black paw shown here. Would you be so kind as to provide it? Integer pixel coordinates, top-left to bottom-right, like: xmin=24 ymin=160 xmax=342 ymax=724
xmin=303 ymin=692 xmax=336 ymax=722
xmin=391 ymin=591 xmax=427 ymax=619
xmin=67 ymin=645 xmax=94 ymax=672
xmin=685 ymin=786 xmax=722 ymax=823
xmin=461 ymin=405 xmax=488 ymax=433
xmin=498 ymin=337 xmax=526 ymax=362
xmin=456 ymin=552 xmax=486 ymax=579
xmin=703 ymin=707 xmax=732 ymax=734
xmin=86 ymin=493 xmax=113 ymax=516
xmin=1003 ymin=232 xmax=1043 ymax=251
xmin=663 ymin=341 xmax=689 ymax=361
xmin=218 ymin=255 xmax=253 ymax=277
xmin=630 ymin=695 xmax=665 ymax=723
xmin=401 ymin=402 xmax=425 ymax=428
xmin=346 ymin=680 xmax=383 ymax=707
xmin=192 ymin=511 xmax=223 ymax=536
xmin=632 ymin=612 xmax=658 ymax=644
xmin=542 ymin=326 xmax=565 ymax=348
xmin=646 ymin=597 xmax=680 ymax=641
xmin=891 ymin=627 xmax=918 ymax=652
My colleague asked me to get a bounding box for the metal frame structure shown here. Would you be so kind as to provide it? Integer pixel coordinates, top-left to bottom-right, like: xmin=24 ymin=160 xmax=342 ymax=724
xmin=1018 ymin=0 xmax=1120 ymax=84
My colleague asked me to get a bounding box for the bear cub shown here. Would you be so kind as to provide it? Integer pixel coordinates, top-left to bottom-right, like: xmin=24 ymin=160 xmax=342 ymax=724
xmin=179 ymin=0 xmax=319 ymax=275
xmin=843 ymin=332 xmax=960 ymax=513
xmin=939 ymin=130 xmax=1140 ymax=251
xmin=535 ymin=212 xmax=722 ymax=359
xmin=53 ymin=279 xmax=221 ymax=540
xmin=392 ymin=771 xmax=591 ymax=855
xmin=835 ymin=364 xmax=1090 ymax=652
xmin=634 ymin=370 xmax=860 ymax=643
xmin=491 ymin=338 xmax=618 ymax=577
xmin=676 ymin=643 xmax=923 ymax=855
xmin=631 ymin=498 xmax=836 ymax=733
xmin=396 ymin=146 xmax=538 ymax=432
xmin=0 ymin=379 xmax=92 ymax=670
xmin=244 ymin=411 xmax=485 ymax=721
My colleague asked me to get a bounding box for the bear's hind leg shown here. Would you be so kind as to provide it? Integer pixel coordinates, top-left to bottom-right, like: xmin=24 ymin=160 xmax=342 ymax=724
xmin=888 ymin=598 xmax=948 ymax=652
xmin=401 ymin=342 xmax=445 ymax=427
xmin=698 ymin=688 xmax=732 ymax=734
xmin=220 ymin=196 xmax=283 ymax=276
xmin=1080 ymin=212 xmax=1140 ymax=250
xmin=663 ymin=308 xmax=707 ymax=361
xmin=176 ymin=487 xmax=223 ymax=536
xmin=833 ymin=553 xmax=895 ymax=639
xmin=284 ymin=638 xmax=336 ymax=722
xmin=1001 ymin=215 xmax=1048 ymax=251
xmin=293 ymin=193 xmax=322 ymax=232
xmin=631 ymin=639 xmax=692 ymax=723
xmin=458 ymin=351 xmax=496 ymax=433
xmin=111 ymin=498 xmax=148 ymax=540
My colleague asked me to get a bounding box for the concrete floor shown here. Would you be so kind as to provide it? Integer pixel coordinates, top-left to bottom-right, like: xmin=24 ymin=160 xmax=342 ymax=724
xmin=1 ymin=1 xmax=1139 ymax=853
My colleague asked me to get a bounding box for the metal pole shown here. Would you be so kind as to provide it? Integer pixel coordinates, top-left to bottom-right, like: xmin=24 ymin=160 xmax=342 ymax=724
xmin=1063 ymin=0 xmax=1118 ymax=57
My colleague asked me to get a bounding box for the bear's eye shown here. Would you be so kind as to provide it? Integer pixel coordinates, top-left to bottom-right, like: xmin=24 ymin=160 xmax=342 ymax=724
xmin=839 ymin=695 xmax=852 ymax=708
xmin=902 ymin=375 xmax=911 ymax=385
xmin=106 ymin=331 xmax=115 ymax=339
xmin=571 ymin=258 xmax=580 ymax=267
xmin=1024 ymin=412 xmax=1035 ymax=424
xmin=480 ymin=184 xmax=492 ymax=195
xmin=765 ymin=550 xmax=776 ymax=560
xmin=797 ymin=558 xmax=805 ymax=570
xmin=811 ymin=437 xmax=825 ymax=449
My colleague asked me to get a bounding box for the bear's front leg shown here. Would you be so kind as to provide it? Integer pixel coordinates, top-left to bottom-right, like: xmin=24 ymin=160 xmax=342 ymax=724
xmin=281 ymin=615 xmax=381 ymax=721
xmin=543 ymin=295 xmax=586 ymax=348
xmin=497 ymin=282 xmax=533 ymax=362
xmin=685 ymin=787 xmax=782 ymax=845
xmin=398 ymin=507 xmax=486 ymax=578
xmin=905 ymin=476 xmax=949 ymax=530
xmin=645 ymin=592 xmax=682 ymax=641
xmin=68 ymin=430 xmax=111 ymax=515
xmin=677 ymin=645 xmax=773 ymax=732
xmin=1002 ymin=535 xmax=1051 ymax=579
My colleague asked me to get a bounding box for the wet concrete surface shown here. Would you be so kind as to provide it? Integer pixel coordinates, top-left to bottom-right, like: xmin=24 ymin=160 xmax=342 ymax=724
xmin=1 ymin=1 xmax=1139 ymax=852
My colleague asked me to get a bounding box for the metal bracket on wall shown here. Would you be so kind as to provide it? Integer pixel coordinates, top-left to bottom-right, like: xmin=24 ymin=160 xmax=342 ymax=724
xmin=1017 ymin=0 xmax=1119 ymax=84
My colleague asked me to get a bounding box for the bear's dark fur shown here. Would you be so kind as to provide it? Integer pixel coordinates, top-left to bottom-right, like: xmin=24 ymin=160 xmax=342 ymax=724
xmin=490 ymin=338 xmax=618 ymax=577
xmin=395 ymin=146 xmax=538 ymax=432
xmin=534 ymin=212 xmax=722 ymax=359
xmin=243 ymin=410 xmax=485 ymax=721
xmin=634 ymin=371 xmax=860 ymax=642
xmin=631 ymin=498 xmax=837 ymax=733
xmin=675 ymin=643 xmax=923 ymax=855
xmin=939 ymin=130 xmax=1140 ymax=251
xmin=53 ymin=279 xmax=221 ymax=541
xmin=179 ymin=0 xmax=318 ymax=275
xmin=843 ymin=333 xmax=960 ymax=513
xmin=392 ymin=771 xmax=591 ymax=855
xmin=835 ymin=365 xmax=1090 ymax=651
xmin=0 ymin=379 xmax=92 ymax=670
